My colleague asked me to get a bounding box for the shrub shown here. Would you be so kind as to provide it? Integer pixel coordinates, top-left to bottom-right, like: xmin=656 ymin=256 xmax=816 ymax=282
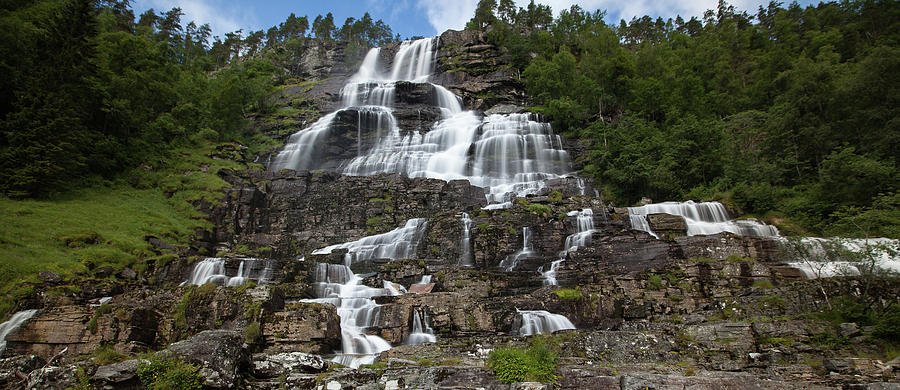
xmin=137 ymin=354 xmax=202 ymax=390
xmin=548 ymin=190 xmax=563 ymax=203
xmin=553 ymin=288 xmax=582 ymax=302
xmin=647 ymin=274 xmax=663 ymax=290
xmin=874 ymin=305 xmax=900 ymax=341
xmin=527 ymin=203 xmax=551 ymax=215
xmin=245 ymin=322 xmax=261 ymax=343
xmin=487 ymin=342 xmax=559 ymax=384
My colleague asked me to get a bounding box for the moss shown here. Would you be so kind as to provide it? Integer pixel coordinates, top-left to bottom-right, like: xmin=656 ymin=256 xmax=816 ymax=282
xmin=752 ymin=279 xmax=774 ymax=288
xmin=527 ymin=203 xmax=551 ymax=216
xmin=245 ymin=321 xmax=261 ymax=343
xmin=548 ymin=190 xmax=563 ymax=203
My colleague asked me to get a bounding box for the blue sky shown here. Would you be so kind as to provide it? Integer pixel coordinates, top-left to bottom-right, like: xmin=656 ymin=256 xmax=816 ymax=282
xmin=131 ymin=0 xmax=819 ymax=40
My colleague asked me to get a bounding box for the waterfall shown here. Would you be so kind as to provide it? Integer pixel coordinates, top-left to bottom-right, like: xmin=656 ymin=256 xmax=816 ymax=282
xmin=500 ymin=227 xmax=534 ymax=271
xmin=306 ymin=218 xmax=430 ymax=368
xmin=271 ymin=37 xmax=575 ymax=206
xmin=313 ymin=218 xmax=428 ymax=265
xmin=518 ymin=310 xmax=575 ymax=336
xmin=0 ymin=309 xmax=38 ymax=354
xmin=183 ymin=258 xmax=275 ymax=287
xmin=405 ymin=308 xmax=437 ymax=345
xmin=541 ymin=209 xmax=595 ymax=285
xmin=459 ymin=212 xmax=474 ymax=267
xmin=780 ymin=237 xmax=900 ymax=278
xmin=627 ymin=201 xmax=778 ymax=238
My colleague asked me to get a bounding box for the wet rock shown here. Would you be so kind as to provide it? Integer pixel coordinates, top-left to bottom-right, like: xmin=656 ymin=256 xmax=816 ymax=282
xmin=647 ymin=213 xmax=687 ymax=237
xmin=0 ymin=355 xmax=44 ymax=388
xmin=164 ymin=330 xmax=249 ymax=389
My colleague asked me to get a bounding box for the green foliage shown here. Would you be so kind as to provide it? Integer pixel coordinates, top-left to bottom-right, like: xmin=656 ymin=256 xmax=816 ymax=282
xmin=526 ymin=203 xmax=551 ymax=216
xmin=553 ymin=288 xmax=582 ymax=301
xmin=647 ymin=274 xmax=663 ymax=290
xmin=245 ymin=321 xmax=261 ymax=343
xmin=874 ymin=305 xmax=900 ymax=341
xmin=137 ymin=353 xmax=202 ymax=390
xmin=487 ymin=342 xmax=559 ymax=384
xmin=548 ymin=190 xmax=563 ymax=203
xmin=90 ymin=344 xmax=128 ymax=366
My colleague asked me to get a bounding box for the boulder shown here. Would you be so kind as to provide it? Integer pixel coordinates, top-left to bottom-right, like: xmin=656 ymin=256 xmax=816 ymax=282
xmin=164 ymin=330 xmax=249 ymax=389
xmin=263 ymin=303 xmax=341 ymax=354
xmin=93 ymin=359 xmax=141 ymax=389
xmin=647 ymin=213 xmax=687 ymax=235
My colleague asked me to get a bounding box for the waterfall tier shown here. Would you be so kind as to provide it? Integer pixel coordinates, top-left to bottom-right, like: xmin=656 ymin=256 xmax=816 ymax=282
xmin=183 ymin=258 xmax=275 ymax=287
xmin=0 ymin=309 xmax=38 ymax=354
xmin=628 ymin=201 xmax=778 ymax=238
xmin=518 ymin=310 xmax=575 ymax=336
xmin=271 ymin=37 xmax=577 ymax=205
xmin=541 ymin=208 xmax=596 ymax=285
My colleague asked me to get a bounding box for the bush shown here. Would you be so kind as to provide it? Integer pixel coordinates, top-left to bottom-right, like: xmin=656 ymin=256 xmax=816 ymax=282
xmin=487 ymin=342 xmax=559 ymax=384
xmin=874 ymin=305 xmax=900 ymax=341
xmin=137 ymin=354 xmax=202 ymax=390
xmin=553 ymin=288 xmax=582 ymax=302
xmin=527 ymin=203 xmax=551 ymax=216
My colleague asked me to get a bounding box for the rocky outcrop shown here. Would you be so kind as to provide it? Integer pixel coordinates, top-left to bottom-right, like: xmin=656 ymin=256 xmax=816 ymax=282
xmin=433 ymin=30 xmax=525 ymax=111
xmin=211 ymin=170 xmax=487 ymax=258
xmin=262 ymin=302 xmax=341 ymax=354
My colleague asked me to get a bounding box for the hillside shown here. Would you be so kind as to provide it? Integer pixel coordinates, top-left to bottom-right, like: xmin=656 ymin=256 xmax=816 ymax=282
xmin=0 ymin=1 xmax=899 ymax=389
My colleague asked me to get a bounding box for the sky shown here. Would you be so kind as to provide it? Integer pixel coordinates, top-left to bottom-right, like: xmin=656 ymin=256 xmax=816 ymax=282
xmin=131 ymin=0 xmax=819 ymax=40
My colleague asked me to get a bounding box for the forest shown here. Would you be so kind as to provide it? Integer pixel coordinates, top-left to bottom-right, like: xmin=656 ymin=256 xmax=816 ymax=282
xmin=1 ymin=0 xmax=898 ymax=238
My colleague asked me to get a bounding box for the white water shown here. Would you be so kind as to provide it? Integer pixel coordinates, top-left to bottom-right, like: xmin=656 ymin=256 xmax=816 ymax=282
xmin=271 ymin=37 xmax=575 ymax=205
xmin=459 ymin=212 xmax=474 ymax=267
xmin=183 ymin=258 xmax=275 ymax=286
xmin=780 ymin=237 xmax=900 ymax=278
xmin=500 ymin=227 xmax=535 ymax=271
xmin=306 ymin=218 xmax=429 ymax=368
xmin=518 ymin=310 xmax=575 ymax=336
xmin=0 ymin=309 xmax=38 ymax=354
xmin=405 ymin=309 xmax=437 ymax=345
xmin=627 ymin=201 xmax=778 ymax=238
xmin=312 ymin=218 xmax=428 ymax=265
xmin=541 ymin=209 xmax=595 ymax=285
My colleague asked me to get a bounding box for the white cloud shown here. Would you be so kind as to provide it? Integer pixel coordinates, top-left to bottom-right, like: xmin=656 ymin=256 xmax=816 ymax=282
xmin=133 ymin=0 xmax=256 ymax=38
xmin=416 ymin=0 xmax=774 ymax=33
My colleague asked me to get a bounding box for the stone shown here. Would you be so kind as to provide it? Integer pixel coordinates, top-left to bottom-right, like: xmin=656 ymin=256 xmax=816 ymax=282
xmin=251 ymin=352 xmax=327 ymax=378
xmin=165 ymin=330 xmax=249 ymax=389
xmin=0 ymin=355 xmax=44 ymax=388
xmin=93 ymin=359 xmax=141 ymax=389
xmin=839 ymin=322 xmax=860 ymax=338
xmin=38 ymin=271 xmax=61 ymax=284
xmin=408 ymin=283 xmax=434 ymax=294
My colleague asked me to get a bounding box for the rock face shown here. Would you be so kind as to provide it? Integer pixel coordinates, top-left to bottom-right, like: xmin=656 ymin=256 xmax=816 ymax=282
xmin=262 ymin=302 xmax=341 ymax=354
xmin=211 ymin=170 xmax=486 ymax=258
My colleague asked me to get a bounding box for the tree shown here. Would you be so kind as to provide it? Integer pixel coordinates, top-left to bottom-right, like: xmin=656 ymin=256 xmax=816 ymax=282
xmin=467 ymin=0 xmax=497 ymax=30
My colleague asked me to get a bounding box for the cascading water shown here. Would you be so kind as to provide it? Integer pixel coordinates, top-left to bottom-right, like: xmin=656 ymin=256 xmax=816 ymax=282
xmin=627 ymin=201 xmax=778 ymax=238
xmin=405 ymin=308 xmax=437 ymax=345
xmin=779 ymin=237 xmax=900 ymax=278
xmin=306 ymin=219 xmax=429 ymax=368
xmin=271 ymin=37 xmax=575 ymax=205
xmin=313 ymin=218 xmax=427 ymax=265
xmin=459 ymin=212 xmax=474 ymax=267
xmin=182 ymin=258 xmax=275 ymax=286
xmin=500 ymin=227 xmax=535 ymax=271
xmin=518 ymin=310 xmax=575 ymax=336
xmin=541 ymin=209 xmax=595 ymax=285
xmin=0 ymin=309 xmax=38 ymax=354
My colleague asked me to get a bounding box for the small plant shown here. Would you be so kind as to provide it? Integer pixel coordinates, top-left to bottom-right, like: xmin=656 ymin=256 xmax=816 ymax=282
xmin=527 ymin=203 xmax=551 ymax=216
xmin=245 ymin=321 xmax=261 ymax=343
xmin=647 ymin=274 xmax=664 ymax=290
xmin=752 ymin=279 xmax=774 ymax=289
xmin=548 ymin=190 xmax=563 ymax=203
xmin=137 ymin=353 xmax=202 ymax=390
